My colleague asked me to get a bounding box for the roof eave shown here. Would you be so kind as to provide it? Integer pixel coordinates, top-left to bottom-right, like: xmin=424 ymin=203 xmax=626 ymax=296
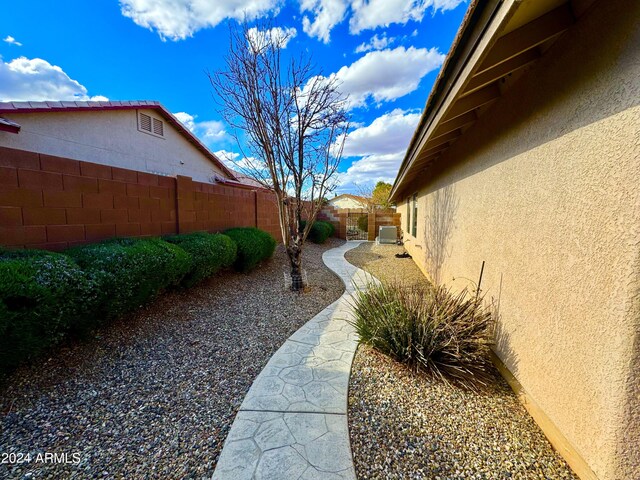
xmin=390 ymin=0 xmax=519 ymax=202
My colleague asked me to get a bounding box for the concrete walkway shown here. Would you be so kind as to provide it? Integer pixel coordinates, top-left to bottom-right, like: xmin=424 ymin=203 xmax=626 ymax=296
xmin=213 ymin=241 xmax=375 ymax=480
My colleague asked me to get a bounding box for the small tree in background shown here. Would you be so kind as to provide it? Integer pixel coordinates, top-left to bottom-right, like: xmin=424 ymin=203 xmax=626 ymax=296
xmin=354 ymin=181 xmax=393 ymax=211
xmin=353 ymin=183 xmax=375 ymax=212
xmin=372 ymin=181 xmax=393 ymax=209
xmin=209 ymin=22 xmax=349 ymax=291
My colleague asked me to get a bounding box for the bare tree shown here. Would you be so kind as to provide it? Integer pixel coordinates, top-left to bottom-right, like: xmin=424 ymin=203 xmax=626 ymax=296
xmin=353 ymin=183 xmax=375 ymax=212
xmin=209 ymin=21 xmax=349 ymax=291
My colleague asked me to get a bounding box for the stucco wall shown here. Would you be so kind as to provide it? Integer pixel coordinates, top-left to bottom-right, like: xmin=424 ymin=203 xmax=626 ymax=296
xmin=329 ymin=197 xmax=367 ymax=209
xmin=0 ymin=109 xmax=226 ymax=183
xmin=400 ymin=0 xmax=639 ymax=478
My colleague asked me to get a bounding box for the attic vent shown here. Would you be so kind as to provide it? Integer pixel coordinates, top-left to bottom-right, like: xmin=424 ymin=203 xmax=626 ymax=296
xmin=139 ymin=113 xmax=152 ymax=132
xmin=152 ymin=117 xmax=163 ymax=136
xmin=137 ymin=111 xmax=164 ymax=138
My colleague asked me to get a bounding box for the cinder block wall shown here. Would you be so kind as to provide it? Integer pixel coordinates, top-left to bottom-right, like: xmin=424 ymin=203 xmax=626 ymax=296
xmin=0 ymin=146 xmax=283 ymax=249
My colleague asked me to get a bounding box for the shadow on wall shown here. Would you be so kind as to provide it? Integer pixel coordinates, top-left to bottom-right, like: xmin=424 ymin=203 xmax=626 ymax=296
xmin=423 ymin=184 xmax=459 ymax=285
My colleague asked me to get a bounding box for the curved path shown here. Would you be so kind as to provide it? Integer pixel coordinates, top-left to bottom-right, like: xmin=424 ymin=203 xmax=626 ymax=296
xmin=213 ymin=241 xmax=375 ymax=480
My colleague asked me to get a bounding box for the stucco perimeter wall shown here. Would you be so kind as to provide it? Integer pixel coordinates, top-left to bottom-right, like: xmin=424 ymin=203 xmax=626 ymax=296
xmin=400 ymin=1 xmax=639 ymax=478
xmin=329 ymin=197 xmax=367 ymax=209
xmin=0 ymin=109 xmax=226 ymax=183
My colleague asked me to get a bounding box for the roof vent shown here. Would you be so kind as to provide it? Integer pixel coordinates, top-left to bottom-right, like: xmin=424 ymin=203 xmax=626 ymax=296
xmin=152 ymin=117 xmax=163 ymax=136
xmin=138 ymin=111 xmax=164 ymax=138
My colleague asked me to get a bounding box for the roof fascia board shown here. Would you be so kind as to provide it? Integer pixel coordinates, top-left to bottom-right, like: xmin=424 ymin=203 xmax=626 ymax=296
xmin=391 ymin=0 xmax=520 ymax=200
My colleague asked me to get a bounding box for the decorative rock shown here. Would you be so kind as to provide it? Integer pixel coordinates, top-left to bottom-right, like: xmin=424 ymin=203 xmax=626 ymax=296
xmin=214 ymin=241 xmax=373 ymax=480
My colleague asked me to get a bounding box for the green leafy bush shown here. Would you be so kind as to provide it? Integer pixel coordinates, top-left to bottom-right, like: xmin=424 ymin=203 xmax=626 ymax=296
xmin=325 ymin=221 xmax=336 ymax=237
xmin=301 ymin=220 xmax=333 ymax=244
xmin=0 ymin=250 xmax=95 ymax=370
xmin=67 ymin=238 xmax=191 ymax=319
xmin=223 ymin=227 xmax=276 ymax=272
xmin=164 ymin=232 xmax=237 ymax=287
xmin=356 ymin=215 xmax=368 ymax=233
xmin=351 ymin=281 xmax=494 ymax=390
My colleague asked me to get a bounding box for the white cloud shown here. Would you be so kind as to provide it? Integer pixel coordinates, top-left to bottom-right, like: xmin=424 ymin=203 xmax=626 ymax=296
xmin=342 ymin=108 xmax=420 ymax=156
xmin=119 ymin=0 xmax=283 ymax=41
xmin=300 ymin=0 xmax=349 ymax=43
xmin=350 ymin=0 xmax=466 ymax=33
xmin=247 ymin=26 xmax=297 ymax=49
xmin=299 ymin=0 xmax=466 ymax=42
xmin=214 ymin=149 xmax=241 ymax=167
xmin=3 ymin=36 xmax=22 ymax=47
xmin=315 ymin=46 xmax=444 ymax=109
xmin=173 ymin=111 xmax=197 ymax=131
xmin=174 ymin=111 xmax=228 ymax=143
xmin=0 ymin=56 xmax=107 ymax=102
xmin=354 ymin=32 xmax=394 ymax=53
xmin=214 ymin=149 xmax=268 ymax=182
xmin=433 ymin=0 xmax=467 ymax=12
xmin=337 ymin=152 xmax=403 ymax=192
xmin=349 ymin=0 xmax=426 ymax=33
xmin=336 ymin=108 xmax=420 ymax=191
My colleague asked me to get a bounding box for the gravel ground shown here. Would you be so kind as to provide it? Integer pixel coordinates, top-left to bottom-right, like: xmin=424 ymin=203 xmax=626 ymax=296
xmin=345 ymin=242 xmax=577 ymax=480
xmin=344 ymin=242 xmax=428 ymax=287
xmin=0 ymin=238 xmax=345 ymax=480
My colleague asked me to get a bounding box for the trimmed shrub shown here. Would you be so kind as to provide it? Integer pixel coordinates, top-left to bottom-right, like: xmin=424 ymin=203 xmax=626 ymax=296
xmin=164 ymin=232 xmax=237 ymax=287
xmin=325 ymin=221 xmax=336 ymax=237
xmin=301 ymin=220 xmax=333 ymax=244
xmin=356 ymin=215 xmax=368 ymax=233
xmin=351 ymin=281 xmax=494 ymax=390
xmin=67 ymin=238 xmax=191 ymax=319
xmin=223 ymin=227 xmax=276 ymax=272
xmin=0 ymin=249 xmax=95 ymax=370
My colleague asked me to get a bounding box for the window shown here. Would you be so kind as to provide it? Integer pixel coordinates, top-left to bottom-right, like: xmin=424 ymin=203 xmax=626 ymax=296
xmin=412 ymin=194 xmax=417 ymax=237
xmin=138 ymin=111 xmax=164 ymax=138
xmin=406 ymin=197 xmax=410 ymax=235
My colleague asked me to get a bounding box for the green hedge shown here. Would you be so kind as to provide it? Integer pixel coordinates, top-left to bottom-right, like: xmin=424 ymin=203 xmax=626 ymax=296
xmin=0 ymin=227 xmax=282 ymax=372
xmin=223 ymin=227 xmax=276 ymax=272
xmin=301 ymin=220 xmax=334 ymax=244
xmin=67 ymin=238 xmax=191 ymax=320
xmin=164 ymin=232 xmax=237 ymax=287
xmin=0 ymin=250 xmax=95 ymax=370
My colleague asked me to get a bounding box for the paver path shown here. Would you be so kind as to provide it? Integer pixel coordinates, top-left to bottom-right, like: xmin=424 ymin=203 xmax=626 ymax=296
xmin=213 ymin=241 xmax=375 ymax=480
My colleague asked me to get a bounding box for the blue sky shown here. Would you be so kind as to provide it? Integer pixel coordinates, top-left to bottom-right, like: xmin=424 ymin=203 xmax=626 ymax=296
xmin=0 ymin=0 xmax=467 ymax=193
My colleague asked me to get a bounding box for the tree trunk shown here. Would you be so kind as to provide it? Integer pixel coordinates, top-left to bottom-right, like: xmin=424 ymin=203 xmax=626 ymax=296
xmin=287 ymin=241 xmax=304 ymax=292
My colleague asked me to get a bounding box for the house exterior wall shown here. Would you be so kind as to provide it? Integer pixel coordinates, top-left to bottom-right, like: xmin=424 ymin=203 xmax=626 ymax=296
xmin=399 ymin=1 xmax=639 ymax=478
xmin=328 ymin=196 xmax=367 ymax=209
xmin=0 ymin=109 xmax=227 ymax=183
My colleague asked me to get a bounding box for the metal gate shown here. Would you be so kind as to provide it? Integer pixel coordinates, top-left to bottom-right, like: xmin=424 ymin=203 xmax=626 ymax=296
xmin=346 ymin=212 xmax=368 ymax=240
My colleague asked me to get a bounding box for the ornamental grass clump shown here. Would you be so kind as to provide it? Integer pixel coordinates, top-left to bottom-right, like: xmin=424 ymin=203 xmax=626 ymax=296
xmin=164 ymin=232 xmax=237 ymax=287
xmin=351 ymin=280 xmax=494 ymax=390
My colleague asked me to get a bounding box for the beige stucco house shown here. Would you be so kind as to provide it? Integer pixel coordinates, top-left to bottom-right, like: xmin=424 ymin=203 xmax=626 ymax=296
xmin=0 ymin=101 xmax=236 ymax=184
xmin=328 ymin=194 xmax=370 ymax=210
xmin=390 ymin=0 xmax=639 ymax=479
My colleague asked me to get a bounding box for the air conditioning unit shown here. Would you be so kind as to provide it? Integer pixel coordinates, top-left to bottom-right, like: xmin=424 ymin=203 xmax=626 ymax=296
xmin=377 ymin=226 xmax=397 ymax=244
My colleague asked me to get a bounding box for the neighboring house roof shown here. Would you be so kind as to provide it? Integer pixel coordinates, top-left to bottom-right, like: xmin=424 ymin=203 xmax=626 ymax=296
xmin=390 ymin=0 xmax=585 ymax=201
xmin=330 ymin=194 xmax=370 ymax=205
xmin=229 ymin=169 xmax=265 ymax=189
xmin=0 ymin=100 xmax=238 ymax=181
xmin=0 ymin=116 xmax=21 ymax=133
